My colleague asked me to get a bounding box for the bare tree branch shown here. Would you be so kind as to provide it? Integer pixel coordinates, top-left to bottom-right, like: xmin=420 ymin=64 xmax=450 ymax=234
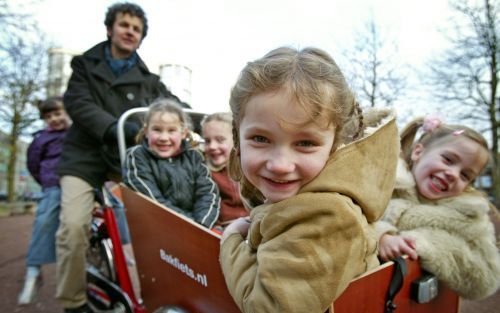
xmin=0 ymin=0 xmax=48 ymax=202
xmin=342 ymin=17 xmax=407 ymax=109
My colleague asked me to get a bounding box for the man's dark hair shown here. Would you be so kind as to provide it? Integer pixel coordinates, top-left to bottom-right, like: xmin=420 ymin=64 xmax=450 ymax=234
xmin=104 ymin=2 xmax=148 ymax=39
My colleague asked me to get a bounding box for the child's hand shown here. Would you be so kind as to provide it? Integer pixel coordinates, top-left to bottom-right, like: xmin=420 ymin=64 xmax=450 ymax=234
xmin=221 ymin=217 xmax=251 ymax=244
xmin=379 ymin=233 xmax=418 ymax=262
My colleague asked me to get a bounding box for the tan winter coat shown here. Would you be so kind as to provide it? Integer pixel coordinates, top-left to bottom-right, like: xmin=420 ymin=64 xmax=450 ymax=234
xmin=375 ymin=158 xmax=500 ymax=300
xmin=220 ymin=112 xmax=399 ymax=313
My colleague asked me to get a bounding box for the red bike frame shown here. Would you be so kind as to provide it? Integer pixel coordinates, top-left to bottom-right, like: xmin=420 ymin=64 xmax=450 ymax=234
xmin=89 ymin=186 xmax=147 ymax=313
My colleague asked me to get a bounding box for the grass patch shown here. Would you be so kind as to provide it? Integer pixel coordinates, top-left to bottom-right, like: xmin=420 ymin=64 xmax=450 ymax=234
xmin=0 ymin=202 xmax=11 ymax=217
xmin=0 ymin=201 xmax=35 ymax=217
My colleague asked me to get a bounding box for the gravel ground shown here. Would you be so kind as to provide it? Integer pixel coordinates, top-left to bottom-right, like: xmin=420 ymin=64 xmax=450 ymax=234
xmin=1 ymin=213 xmax=498 ymax=313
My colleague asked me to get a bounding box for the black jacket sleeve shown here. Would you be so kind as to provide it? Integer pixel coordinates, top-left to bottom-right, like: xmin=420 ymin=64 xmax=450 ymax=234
xmin=188 ymin=149 xmax=220 ymax=228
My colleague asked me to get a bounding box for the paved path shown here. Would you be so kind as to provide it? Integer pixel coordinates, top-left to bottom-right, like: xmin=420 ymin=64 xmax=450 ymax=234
xmin=0 ymin=213 xmax=498 ymax=313
xmin=0 ymin=214 xmax=62 ymax=313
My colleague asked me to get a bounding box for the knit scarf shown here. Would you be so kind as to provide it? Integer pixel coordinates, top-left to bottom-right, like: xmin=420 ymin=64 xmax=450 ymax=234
xmin=105 ymin=44 xmax=138 ymax=77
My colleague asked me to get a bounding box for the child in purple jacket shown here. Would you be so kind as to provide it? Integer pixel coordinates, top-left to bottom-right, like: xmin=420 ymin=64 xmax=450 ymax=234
xmin=18 ymin=97 xmax=71 ymax=305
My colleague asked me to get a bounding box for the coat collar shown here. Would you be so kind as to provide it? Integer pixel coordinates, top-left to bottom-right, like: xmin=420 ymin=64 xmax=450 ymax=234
xmin=85 ymin=41 xmax=149 ymax=86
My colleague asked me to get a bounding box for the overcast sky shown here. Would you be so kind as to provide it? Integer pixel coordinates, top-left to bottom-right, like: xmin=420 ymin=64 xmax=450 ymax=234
xmin=29 ymin=0 xmax=453 ymax=114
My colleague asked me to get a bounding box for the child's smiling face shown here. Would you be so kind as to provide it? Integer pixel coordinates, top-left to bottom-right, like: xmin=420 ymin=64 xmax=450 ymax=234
xmin=43 ymin=108 xmax=70 ymax=131
xmin=238 ymin=88 xmax=335 ymax=203
xmin=145 ymin=111 xmax=187 ymax=158
xmin=411 ymin=137 xmax=488 ymax=200
xmin=203 ymin=120 xmax=233 ymax=168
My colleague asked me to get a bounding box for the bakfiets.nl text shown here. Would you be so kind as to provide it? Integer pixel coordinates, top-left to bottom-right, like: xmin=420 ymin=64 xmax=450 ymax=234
xmin=159 ymin=249 xmax=208 ymax=287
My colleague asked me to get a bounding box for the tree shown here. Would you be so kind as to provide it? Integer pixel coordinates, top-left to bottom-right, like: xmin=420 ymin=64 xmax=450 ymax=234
xmin=343 ymin=17 xmax=407 ymax=108
xmin=0 ymin=0 xmax=35 ymax=35
xmin=0 ymin=1 xmax=47 ymax=202
xmin=429 ymin=0 xmax=499 ymax=204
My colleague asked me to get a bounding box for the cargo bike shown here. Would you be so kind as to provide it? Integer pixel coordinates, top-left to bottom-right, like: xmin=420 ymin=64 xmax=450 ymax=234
xmin=85 ymin=107 xmax=460 ymax=313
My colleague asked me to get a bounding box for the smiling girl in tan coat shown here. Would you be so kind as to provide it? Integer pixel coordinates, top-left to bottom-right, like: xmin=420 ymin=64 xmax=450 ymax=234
xmin=219 ymin=46 xmax=399 ymax=313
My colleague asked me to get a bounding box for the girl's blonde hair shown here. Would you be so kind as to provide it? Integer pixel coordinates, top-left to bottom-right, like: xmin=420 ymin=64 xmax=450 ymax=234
xmin=136 ymin=98 xmax=191 ymax=143
xmin=228 ymin=46 xmax=363 ymax=206
xmin=400 ymin=117 xmax=490 ymax=171
xmin=200 ymin=112 xmax=233 ymax=130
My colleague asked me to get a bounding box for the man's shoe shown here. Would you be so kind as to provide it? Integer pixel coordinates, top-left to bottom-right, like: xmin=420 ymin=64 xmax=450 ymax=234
xmin=64 ymin=303 xmax=94 ymax=313
xmin=17 ymin=274 xmax=42 ymax=305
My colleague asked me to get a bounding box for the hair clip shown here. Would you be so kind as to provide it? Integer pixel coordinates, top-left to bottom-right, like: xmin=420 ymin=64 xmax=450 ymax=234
xmin=452 ymin=129 xmax=465 ymax=136
xmin=422 ymin=115 xmax=442 ymax=133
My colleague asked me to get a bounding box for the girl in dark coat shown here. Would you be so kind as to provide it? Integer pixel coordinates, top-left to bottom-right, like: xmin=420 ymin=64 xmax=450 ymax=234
xmin=124 ymin=99 xmax=220 ymax=228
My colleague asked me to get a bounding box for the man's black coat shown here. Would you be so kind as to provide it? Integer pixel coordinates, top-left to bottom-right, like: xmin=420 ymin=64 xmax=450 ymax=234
xmin=58 ymin=41 xmax=183 ymax=187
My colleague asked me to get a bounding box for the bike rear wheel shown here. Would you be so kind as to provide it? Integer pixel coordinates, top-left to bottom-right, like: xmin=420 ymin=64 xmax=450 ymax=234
xmin=88 ymin=221 xmax=116 ymax=282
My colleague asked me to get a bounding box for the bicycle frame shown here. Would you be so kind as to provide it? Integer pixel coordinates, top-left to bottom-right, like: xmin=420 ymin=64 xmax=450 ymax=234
xmin=87 ymin=186 xmax=146 ymax=313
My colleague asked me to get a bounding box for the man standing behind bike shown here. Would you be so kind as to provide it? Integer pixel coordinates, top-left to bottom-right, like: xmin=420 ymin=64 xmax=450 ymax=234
xmin=56 ymin=3 xmax=186 ymax=312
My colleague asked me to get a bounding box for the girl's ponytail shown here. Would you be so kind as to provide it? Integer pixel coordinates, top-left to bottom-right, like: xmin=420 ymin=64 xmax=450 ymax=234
xmin=352 ymin=100 xmax=364 ymax=141
xmin=400 ymin=117 xmax=424 ymax=162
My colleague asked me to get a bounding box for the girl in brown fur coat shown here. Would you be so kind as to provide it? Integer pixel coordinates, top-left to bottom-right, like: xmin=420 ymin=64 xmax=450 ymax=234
xmin=376 ymin=116 xmax=500 ymax=300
